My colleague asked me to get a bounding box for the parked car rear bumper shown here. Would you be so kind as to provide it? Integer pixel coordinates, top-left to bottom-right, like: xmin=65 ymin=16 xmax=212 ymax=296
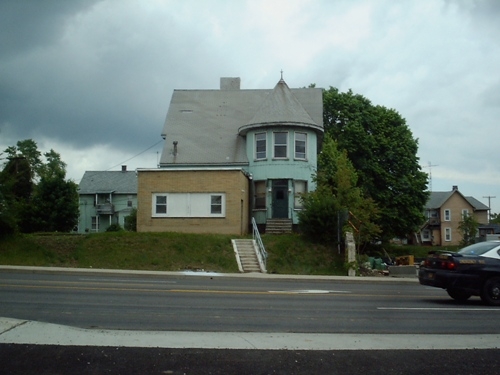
xmin=418 ymin=268 xmax=481 ymax=294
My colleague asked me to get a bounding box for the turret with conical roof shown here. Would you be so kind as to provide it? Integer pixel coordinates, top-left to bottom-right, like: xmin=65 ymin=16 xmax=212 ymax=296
xmin=238 ymin=78 xmax=323 ymax=136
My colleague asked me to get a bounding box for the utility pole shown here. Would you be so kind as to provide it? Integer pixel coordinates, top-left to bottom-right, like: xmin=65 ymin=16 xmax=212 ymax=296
xmin=483 ymin=195 xmax=496 ymax=222
xmin=423 ymin=162 xmax=438 ymax=191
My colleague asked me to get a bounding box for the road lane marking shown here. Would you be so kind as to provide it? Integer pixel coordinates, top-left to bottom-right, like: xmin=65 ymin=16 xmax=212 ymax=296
xmin=378 ymin=307 xmax=500 ymax=311
xmin=78 ymin=278 xmax=178 ymax=284
xmin=268 ymin=290 xmax=350 ymax=294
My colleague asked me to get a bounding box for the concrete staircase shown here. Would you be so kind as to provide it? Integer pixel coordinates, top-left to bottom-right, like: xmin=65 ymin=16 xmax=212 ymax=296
xmin=265 ymin=218 xmax=293 ymax=234
xmin=232 ymin=239 xmax=262 ymax=273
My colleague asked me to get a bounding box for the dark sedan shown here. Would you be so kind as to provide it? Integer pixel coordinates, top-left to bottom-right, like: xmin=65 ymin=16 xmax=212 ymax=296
xmin=419 ymin=241 xmax=500 ymax=305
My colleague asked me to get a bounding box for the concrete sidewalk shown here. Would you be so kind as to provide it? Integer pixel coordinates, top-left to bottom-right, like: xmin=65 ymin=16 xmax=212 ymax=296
xmin=1 ymin=317 xmax=499 ymax=350
xmin=0 ymin=265 xmax=419 ymax=281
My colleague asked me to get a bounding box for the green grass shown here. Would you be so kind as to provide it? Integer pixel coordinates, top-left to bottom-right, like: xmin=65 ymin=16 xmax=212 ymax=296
xmin=0 ymin=232 xmax=454 ymax=275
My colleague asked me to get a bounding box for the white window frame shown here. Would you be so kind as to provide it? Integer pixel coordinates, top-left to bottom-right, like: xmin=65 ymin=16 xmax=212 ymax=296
xmin=444 ymin=209 xmax=451 ymax=221
xmin=462 ymin=209 xmax=469 ymax=218
xmin=210 ymin=195 xmax=223 ymax=214
xmin=152 ymin=193 xmax=225 ymax=218
xmin=445 ymin=227 xmax=452 ymax=242
xmin=294 ymin=132 xmax=307 ymax=160
xmin=273 ymin=132 xmax=288 ymax=159
xmin=421 ymin=229 xmax=431 ymax=241
xmin=255 ymin=132 xmax=267 ymax=160
xmin=91 ymin=216 xmax=98 ymax=232
xmin=153 ymin=194 xmax=168 ymax=216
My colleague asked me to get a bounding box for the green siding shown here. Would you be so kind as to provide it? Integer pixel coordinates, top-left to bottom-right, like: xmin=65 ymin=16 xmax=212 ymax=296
xmin=245 ymin=127 xmax=319 ymax=224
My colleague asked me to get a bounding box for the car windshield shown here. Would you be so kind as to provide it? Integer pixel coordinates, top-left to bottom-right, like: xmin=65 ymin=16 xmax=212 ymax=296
xmin=458 ymin=242 xmax=500 ymax=256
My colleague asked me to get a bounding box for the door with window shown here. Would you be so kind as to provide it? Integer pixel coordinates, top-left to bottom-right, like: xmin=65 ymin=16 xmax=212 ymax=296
xmin=272 ymin=179 xmax=288 ymax=218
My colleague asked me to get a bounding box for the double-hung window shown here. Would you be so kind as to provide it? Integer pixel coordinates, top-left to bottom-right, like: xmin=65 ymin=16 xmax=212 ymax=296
xmin=294 ymin=180 xmax=307 ymax=209
xmin=274 ymin=132 xmax=288 ymax=158
xmin=91 ymin=216 xmax=98 ymax=231
xmin=294 ymin=132 xmax=307 ymax=159
xmin=444 ymin=209 xmax=451 ymax=221
xmin=255 ymin=132 xmax=267 ymax=160
xmin=445 ymin=227 xmax=452 ymax=242
xmin=211 ymin=195 xmax=222 ymax=214
xmin=254 ymin=181 xmax=266 ymax=209
xmin=155 ymin=194 xmax=167 ymax=215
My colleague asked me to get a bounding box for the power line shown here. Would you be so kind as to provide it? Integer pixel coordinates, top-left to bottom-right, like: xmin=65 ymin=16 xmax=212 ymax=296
xmin=483 ymin=196 xmax=496 ymax=221
xmin=73 ymin=139 xmax=164 ymax=183
xmin=104 ymin=139 xmax=164 ymax=172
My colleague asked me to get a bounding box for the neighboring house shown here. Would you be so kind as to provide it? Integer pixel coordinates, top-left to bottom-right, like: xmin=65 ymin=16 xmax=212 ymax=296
xmin=78 ymin=166 xmax=137 ymax=233
xmin=137 ymin=76 xmax=323 ymax=235
xmin=419 ymin=185 xmax=490 ymax=246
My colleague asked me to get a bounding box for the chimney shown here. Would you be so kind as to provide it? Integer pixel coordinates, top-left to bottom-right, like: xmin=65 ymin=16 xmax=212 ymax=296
xmin=220 ymin=77 xmax=241 ymax=90
xmin=121 ymin=165 xmax=127 ymax=172
xmin=452 ymin=185 xmax=458 ymax=191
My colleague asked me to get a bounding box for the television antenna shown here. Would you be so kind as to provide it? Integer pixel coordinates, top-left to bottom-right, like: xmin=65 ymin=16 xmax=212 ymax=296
xmin=423 ymin=162 xmax=438 ymax=191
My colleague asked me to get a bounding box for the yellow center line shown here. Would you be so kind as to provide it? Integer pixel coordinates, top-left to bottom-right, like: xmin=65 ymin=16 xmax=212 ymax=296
xmin=0 ymin=283 xmax=432 ymax=299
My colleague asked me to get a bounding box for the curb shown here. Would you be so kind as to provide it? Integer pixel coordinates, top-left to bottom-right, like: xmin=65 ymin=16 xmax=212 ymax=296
xmin=0 ymin=265 xmax=419 ymax=282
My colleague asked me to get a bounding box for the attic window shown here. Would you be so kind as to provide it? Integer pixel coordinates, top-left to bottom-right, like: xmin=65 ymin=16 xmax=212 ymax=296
xmin=180 ymin=109 xmax=193 ymax=113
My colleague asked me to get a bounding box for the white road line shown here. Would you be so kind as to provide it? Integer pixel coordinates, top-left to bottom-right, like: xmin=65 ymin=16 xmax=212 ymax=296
xmin=378 ymin=307 xmax=500 ymax=311
xmin=78 ymin=278 xmax=177 ymax=284
xmin=269 ymin=290 xmax=350 ymax=294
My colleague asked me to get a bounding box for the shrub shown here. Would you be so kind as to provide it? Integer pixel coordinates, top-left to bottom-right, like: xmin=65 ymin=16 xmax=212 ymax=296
xmin=106 ymin=224 xmax=123 ymax=232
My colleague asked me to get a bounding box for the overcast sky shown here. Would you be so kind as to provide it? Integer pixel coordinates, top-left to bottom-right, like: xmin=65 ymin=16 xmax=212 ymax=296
xmin=1 ymin=0 xmax=500 ymax=213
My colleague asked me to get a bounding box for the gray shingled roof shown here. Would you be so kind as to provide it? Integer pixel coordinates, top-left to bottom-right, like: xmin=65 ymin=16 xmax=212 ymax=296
xmin=159 ymin=78 xmax=323 ymax=166
xmin=239 ymin=79 xmax=322 ymax=134
xmin=78 ymin=171 xmax=137 ymax=194
xmin=426 ymin=190 xmax=489 ymax=211
xmin=465 ymin=196 xmax=489 ymax=211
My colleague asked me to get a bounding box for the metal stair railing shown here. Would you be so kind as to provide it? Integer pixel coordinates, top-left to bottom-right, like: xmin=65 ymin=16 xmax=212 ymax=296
xmin=252 ymin=217 xmax=267 ymax=271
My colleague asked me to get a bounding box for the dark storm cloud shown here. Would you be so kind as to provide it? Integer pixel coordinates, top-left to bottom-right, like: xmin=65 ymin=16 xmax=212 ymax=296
xmin=0 ymin=0 xmax=102 ymax=56
xmin=0 ymin=0 xmax=235 ymax=153
xmin=1 ymin=0 xmax=499 ymax=212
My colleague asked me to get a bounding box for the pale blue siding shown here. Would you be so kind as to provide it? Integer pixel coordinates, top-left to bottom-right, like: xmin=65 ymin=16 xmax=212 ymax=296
xmin=245 ymin=128 xmax=319 ymax=224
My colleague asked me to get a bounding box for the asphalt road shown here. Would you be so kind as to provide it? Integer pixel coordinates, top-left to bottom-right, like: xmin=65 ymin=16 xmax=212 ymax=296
xmin=1 ymin=267 xmax=500 ymax=334
xmin=2 ymin=267 xmax=500 ymax=374
xmin=2 ymin=345 xmax=500 ymax=375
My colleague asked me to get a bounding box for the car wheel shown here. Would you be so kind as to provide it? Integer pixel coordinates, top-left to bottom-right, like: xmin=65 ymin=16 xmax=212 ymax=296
xmin=480 ymin=277 xmax=500 ymax=306
xmin=447 ymin=288 xmax=472 ymax=302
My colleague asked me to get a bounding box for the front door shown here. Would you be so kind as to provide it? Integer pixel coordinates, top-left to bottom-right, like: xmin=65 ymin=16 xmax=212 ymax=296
xmin=272 ymin=179 xmax=288 ymax=218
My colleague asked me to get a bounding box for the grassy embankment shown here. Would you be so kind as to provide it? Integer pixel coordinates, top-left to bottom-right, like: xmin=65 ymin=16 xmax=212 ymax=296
xmin=0 ymin=232 xmax=454 ymax=275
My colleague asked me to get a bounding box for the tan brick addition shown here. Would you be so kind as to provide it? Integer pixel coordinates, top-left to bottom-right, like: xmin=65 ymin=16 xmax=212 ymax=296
xmin=137 ymin=169 xmax=250 ymax=235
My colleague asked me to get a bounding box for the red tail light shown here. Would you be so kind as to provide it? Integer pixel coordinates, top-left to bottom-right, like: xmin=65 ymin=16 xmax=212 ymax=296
xmin=440 ymin=260 xmax=457 ymax=270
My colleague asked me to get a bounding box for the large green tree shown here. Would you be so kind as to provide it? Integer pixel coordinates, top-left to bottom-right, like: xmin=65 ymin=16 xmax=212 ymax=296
xmin=31 ymin=149 xmax=79 ymax=232
xmin=1 ymin=140 xmax=79 ymax=233
xmin=299 ymin=135 xmax=380 ymax=247
xmin=4 ymin=139 xmax=43 ymax=181
xmin=0 ymin=155 xmax=34 ymax=233
xmin=323 ymin=87 xmax=429 ymax=241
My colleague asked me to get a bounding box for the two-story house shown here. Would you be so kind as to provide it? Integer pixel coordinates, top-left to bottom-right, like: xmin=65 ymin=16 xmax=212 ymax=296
xmin=420 ymin=185 xmax=489 ymax=246
xmin=137 ymin=77 xmax=323 ymax=235
xmin=78 ymin=166 xmax=137 ymax=232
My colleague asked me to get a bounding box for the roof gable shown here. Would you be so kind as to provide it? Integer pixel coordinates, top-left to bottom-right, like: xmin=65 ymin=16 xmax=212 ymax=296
xmin=159 ymin=78 xmax=323 ymax=166
xmin=78 ymin=171 xmax=138 ymax=194
xmin=426 ymin=189 xmax=489 ymax=211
